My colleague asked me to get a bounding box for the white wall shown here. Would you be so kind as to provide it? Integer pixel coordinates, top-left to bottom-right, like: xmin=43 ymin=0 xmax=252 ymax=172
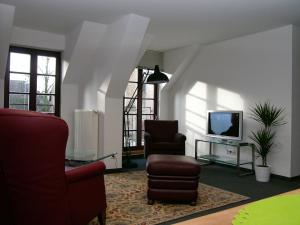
xmin=11 ymin=27 xmax=65 ymax=51
xmin=60 ymin=14 xmax=149 ymax=168
xmin=138 ymin=50 xmax=163 ymax=69
xmin=63 ymin=21 xmax=107 ymax=85
xmin=165 ymin=25 xmax=293 ymax=177
xmin=101 ymin=96 xmax=123 ymax=168
xmin=160 ymin=44 xmax=201 ymax=120
xmin=0 ymin=78 xmax=4 ymax=107
xmin=61 ymin=84 xmax=79 ymax=157
xmin=0 ymin=4 xmax=14 ymax=79
xmin=164 ymin=45 xmax=199 ymax=75
xmin=60 ymin=22 xmax=108 ymax=156
xmin=62 ymin=24 xmax=82 ymax=81
xmin=291 ymin=26 xmax=300 ymax=177
xmin=0 ymin=10 xmax=150 ymax=169
xmin=91 ymin=14 xmax=149 ymax=168
xmin=0 ymin=4 xmax=15 ymax=106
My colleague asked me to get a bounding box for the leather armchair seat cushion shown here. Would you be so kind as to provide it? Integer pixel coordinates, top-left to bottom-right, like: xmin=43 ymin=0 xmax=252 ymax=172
xmin=151 ymin=142 xmax=183 ymax=151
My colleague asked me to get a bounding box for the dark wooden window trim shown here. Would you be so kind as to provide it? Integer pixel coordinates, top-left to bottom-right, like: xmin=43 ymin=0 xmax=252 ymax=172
xmin=4 ymin=46 xmax=61 ymax=116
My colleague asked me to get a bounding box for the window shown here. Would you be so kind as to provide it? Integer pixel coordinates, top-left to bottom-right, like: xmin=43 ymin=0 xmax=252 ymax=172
xmin=4 ymin=46 xmax=61 ymax=116
xmin=123 ymin=68 xmax=158 ymax=150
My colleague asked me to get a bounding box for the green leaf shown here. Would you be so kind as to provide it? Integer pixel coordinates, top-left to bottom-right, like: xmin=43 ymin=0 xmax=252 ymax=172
xmin=249 ymin=128 xmax=275 ymax=166
xmin=249 ymin=101 xmax=286 ymax=128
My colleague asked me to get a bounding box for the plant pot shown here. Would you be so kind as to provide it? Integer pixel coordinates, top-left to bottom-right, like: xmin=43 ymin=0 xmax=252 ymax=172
xmin=255 ymin=165 xmax=271 ymax=182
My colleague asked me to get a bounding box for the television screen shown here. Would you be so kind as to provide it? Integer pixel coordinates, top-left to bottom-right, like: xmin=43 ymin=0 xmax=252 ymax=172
xmin=207 ymin=111 xmax=243 ymax=140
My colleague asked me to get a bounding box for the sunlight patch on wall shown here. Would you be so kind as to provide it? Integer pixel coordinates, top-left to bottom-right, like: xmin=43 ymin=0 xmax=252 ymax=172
xmin=188 ymin=81 xmax=207 ymax=100
xmin=185 ymin=128 xmax=206 ymax=156
xmin=217 ymin=88 xmax=244 ymax=110
xmin=62 ymin=60 xmax=69 ymax=81
xmin=186 ymin=111 xmax=206 ymax=132
xmin=185 ymin=81 xmax=208 ymax=157
xmin=186 ymin=95 xmax=207 ymax=117
xmin=185 ymin=81 xmax=208 ymax=133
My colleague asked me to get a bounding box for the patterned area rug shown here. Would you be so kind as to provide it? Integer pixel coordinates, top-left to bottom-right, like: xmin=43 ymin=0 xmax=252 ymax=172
xmin=89 ymin=170 xmax=248 ymax=225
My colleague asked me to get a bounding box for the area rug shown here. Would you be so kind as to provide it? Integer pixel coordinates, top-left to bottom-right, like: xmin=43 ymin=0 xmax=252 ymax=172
xmin=89 ymin=170 xmax=249 ymax=225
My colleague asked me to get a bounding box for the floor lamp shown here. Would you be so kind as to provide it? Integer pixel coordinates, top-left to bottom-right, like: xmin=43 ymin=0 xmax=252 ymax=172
xmin=123 ymin=65 xmax=169 ymax=168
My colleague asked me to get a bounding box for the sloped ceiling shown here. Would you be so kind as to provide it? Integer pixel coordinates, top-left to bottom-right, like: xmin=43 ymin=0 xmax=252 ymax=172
xmin=1 ymin=0 xmax=300 ymax=51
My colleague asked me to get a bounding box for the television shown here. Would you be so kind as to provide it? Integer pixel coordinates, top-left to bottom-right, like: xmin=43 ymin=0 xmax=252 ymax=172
xmin=207 ymin=110 xmax=243 ymax=141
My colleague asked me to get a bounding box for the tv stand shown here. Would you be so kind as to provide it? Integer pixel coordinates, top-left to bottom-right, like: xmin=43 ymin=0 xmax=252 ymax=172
xmin=194 ymin=138 xmax=255 ymax=176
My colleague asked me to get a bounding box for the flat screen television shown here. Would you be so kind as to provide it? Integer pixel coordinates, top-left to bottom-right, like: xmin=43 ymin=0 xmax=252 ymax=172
xmin=207 ymin=110 xmax=243 ymax=141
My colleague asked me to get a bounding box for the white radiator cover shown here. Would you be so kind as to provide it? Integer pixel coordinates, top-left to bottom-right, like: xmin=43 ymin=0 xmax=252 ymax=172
xmin=74 ymin=110 xmax=99 ymax=160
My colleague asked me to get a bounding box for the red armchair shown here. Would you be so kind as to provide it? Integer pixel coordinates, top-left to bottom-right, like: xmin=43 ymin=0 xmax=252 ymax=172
xmin=0 ymin=109 xmax=106 ymax=225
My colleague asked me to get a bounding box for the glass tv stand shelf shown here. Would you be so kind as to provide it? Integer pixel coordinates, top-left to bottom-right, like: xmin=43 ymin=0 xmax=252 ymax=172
xmin=195 ymin=138 xmax=255 ymax=176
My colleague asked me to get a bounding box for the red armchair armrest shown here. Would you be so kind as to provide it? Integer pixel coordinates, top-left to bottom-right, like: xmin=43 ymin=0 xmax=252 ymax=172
xmin=65 ymin=161 xmax=106 ymax=183
xmin=65 ymin=161 xmax=107 ymax=225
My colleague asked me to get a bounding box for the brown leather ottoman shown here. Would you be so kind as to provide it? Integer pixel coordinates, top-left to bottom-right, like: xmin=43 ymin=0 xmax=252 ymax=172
xmin=146 ymin=154 xmax=201 ymax=205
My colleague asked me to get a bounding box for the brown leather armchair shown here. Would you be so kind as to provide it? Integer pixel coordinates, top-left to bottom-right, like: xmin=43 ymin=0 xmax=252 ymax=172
xmin=144 ymin=120 xmax=186 ymax=158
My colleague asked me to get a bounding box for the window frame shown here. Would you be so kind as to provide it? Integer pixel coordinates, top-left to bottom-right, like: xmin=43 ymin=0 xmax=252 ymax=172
xmin=4 ymin=46 xmax=61 ymax=116
xmin=123 ymin=68 xmax=158 ymax=150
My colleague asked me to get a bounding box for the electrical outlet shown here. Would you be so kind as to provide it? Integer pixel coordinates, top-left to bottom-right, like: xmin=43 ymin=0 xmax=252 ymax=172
xmin=226 ymin=149 xmax=233 ymax=154
xmin=226 ymin=147 xmax=235 ymax=155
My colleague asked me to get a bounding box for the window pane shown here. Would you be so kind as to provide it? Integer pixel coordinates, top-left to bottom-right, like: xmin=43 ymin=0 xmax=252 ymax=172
xmin=9 ymin=94 xmax=29 ymax=109
xmin=143 ymin=68 xmax=154 ymax=83
xmin=129 ymin=69 xmax=138 ymax=82
xmin=10 ymin=52 xmax=31 ymax=73
xmin=124 ymin=131 xmax=137 ymax=147
xmin=36 ymin=95 xmax=55 ymax=113
xmin=9 ymin=104 xmax=29 ymax=110
xmin=124 ymin=98 xmax=137 ymax=114
xmin=142 ymin=99 xmax=154 ymax=114
xmin=125 ymin=83 xmax=138 ymax=98
xmin=142 ymin=115 xmax=155 ymax=131
xmin=9 ymin=73 xmax=30 ymax=93
xmin=124 ymin=115 xmax=137 ymax=130
xmin=142 ymin=84 xmax=154 ymax=99
xmin=37 ymin=56 xmax=56 ymax=75
xmin=37 ymin=76 xmax=55 ymax=94
xmin=36 ymin=105 xmax=54 ymax=113
xmin=141 ymin=131 xmax=145 ymax=146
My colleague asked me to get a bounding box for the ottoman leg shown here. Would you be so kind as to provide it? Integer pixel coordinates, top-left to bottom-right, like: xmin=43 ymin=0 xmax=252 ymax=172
xmin=190 ymin=201 xmax=197 ymax=206
xmin=148 ymin=199 xmax=154 ymax=205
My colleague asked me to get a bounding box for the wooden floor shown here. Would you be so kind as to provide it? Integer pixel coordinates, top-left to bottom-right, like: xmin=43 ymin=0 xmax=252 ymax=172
xmin=174 ymin=188 xmax=300 ymax=225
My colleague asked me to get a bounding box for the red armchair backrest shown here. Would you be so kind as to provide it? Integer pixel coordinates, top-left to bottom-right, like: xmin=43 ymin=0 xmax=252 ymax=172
xmin=144 ymin=120 xmax=178 ymax=142
xmin=0 ymin=109 xmax=70 ymax=225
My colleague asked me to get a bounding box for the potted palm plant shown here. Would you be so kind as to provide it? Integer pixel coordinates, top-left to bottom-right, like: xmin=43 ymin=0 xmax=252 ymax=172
xmin=249 ymin=102 xmax=286 ymax=182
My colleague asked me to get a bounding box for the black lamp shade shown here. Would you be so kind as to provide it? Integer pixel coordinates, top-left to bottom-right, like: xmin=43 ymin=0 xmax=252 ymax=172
xmin=146 ymin=65 xmax=169 ymax=84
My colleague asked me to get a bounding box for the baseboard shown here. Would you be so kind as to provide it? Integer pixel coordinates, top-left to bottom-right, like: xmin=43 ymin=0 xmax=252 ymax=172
xmin=270 ymin=173 xmax=300 ymax=181
xmin=105 ymin=168 xmax=124 ymax=174
xmin=122 ymin=154 xmax=144 ymax=159
xmin=204 ymin=162 xmax=300 ymax=181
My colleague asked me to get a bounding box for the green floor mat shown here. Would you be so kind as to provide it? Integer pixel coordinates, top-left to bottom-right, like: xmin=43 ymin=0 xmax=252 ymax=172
xmin=232 ymin=194 xmax=300 ymax=225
